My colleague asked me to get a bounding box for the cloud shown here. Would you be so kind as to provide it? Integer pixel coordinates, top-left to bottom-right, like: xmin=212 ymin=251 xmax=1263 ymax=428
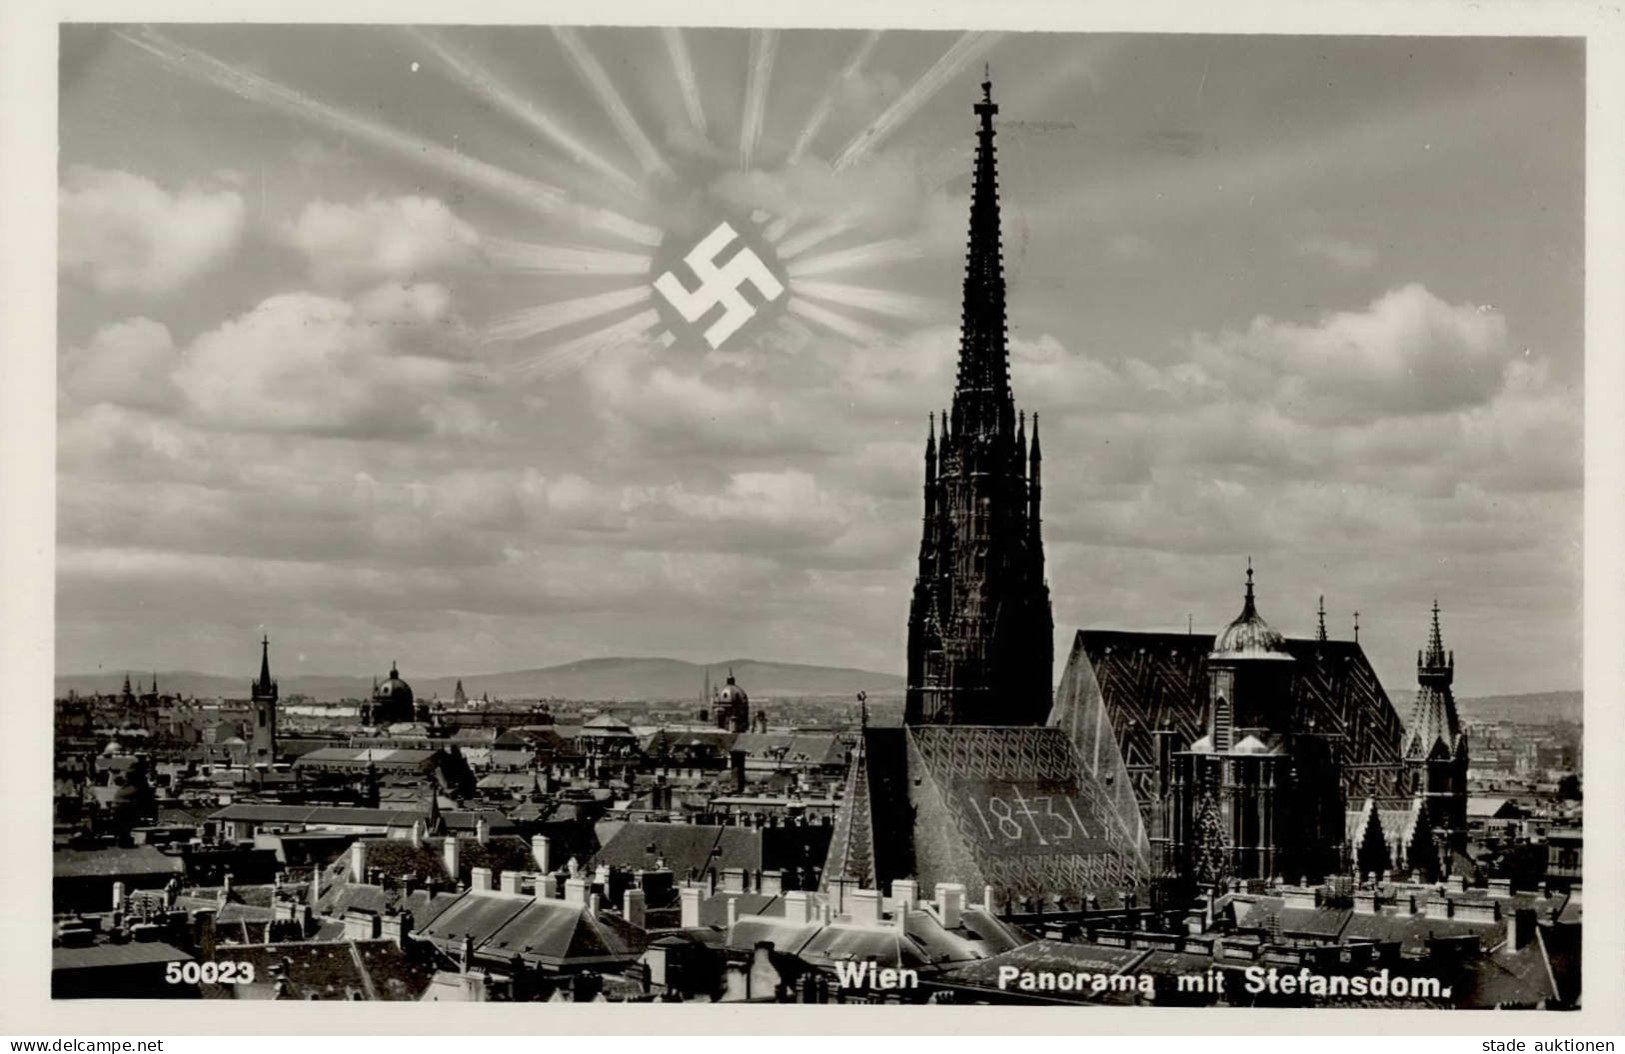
xmin=279 ymin=195 xmax=479 ymax=288
xmin=61 ymin=318 xmax=183 ymax=412
xmin=169 ymin=283 xmax=481 ymax=438
xmin=1295 ymin=235 xmax=1378 ymax=271
xmin=1188 ymin=284 xmax=1511 ymax=423
xmin=59 ymin=166 xmax=245 ymax=296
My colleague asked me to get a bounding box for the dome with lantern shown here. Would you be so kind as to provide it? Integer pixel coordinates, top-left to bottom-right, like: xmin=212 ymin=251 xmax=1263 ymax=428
xmin=1211 ymin=562 xmax=1293 ymax=661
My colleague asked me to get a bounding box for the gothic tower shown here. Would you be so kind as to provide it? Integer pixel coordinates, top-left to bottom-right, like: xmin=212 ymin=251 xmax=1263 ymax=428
xmin=905 ymin=77 xmax=1053 ymax=726
xmin=1404 ymin=601 xmax=1468 ymax=853
xmin=249 ymin=635 xmax=278 ymax=765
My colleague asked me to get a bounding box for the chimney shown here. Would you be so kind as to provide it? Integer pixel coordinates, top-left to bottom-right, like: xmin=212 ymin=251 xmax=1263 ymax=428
xmin=112 ymin=881 xmax=126 ymax=912
xmin=564 ymin=877 xmax=589 ymax=906
xmin=310 ymin=863 xmax=322 ymax=907
xmin=983 ymin=884 xmax=996 ymax=914
xmin=443 ymin=836 xmax=460 ymax=884
xmin=500 ymin=870 xmax=523 ymax=896
xmin=1353 ymin=890 xmax=1378 ymax=915
xmin=1506 ymin=907 xmax=1537 ymax=950
xmin=471 ymin=866 xmax=493 ymax=892
xmin=730 ymin=750 xmax=746 ymax=793
xmin=722 ymin=867 xmax=746 ymax=894
xmin=725 ymin=895 xmax=739 ymax=938
xmin=380 ymin=911 xmax=413 ymax=949
xmin=784 ymin=890 xmax=813 ymax=925
xmin=850 ymin=888 xmax=883 ymax=926
xmin=531 ymin=835 xmax=551 ymax=874
xmin=343 ymin=909 xmax=380 ymax=940
xmin=475 ymin=816 xmax=490 ymax=846
xmin=892 ymin=878 xmax=918 ymax=910
xmin=935 ymin=882 xmax=966 ymax=929
xmin=351 ymin=840 xmax=369 ymax=883
xmin=760 ymin=870 xmax=783 ymax=896
xmin=680 ymin=886 xmax=702 ymax=928
xmin=411 ymin=820 xmax=425 ymax=848
xmin=589 ymin=892 xmax=601 ymax=916
xmin=623 ymin=888 xmax=646 ymax=930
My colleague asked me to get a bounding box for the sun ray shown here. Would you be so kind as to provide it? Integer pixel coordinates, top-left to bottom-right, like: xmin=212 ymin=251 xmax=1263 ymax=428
xmin=661 ymin=27 xmax=709 ymax=140
xmin=791 ymin=279 xmax=934 ymax=320
xmin=117 ymin=27 xmax=661 ymax=247
xmin=514 ymin=308 xmax=662 ymax=377
xmin=552 ymin=27 xmax=675 ymax=180
xmin=786 ymin=296 xmax=887 ymax=345
xmin=484 ymin=239 xmax=652 ymax=276
xmin=786 ymin=237 xmax=926 ymax=278
xmin=832 ymin=31 xmax=1003 ymax=172
xmin=484 ymin=286 xmax=652 ymax=345
xmin=787 ymin=30 xmax=883 ymax=166
xmin=739 ymin=29 xmax=779 ymax=171
xmin=776 ymin=218 xmax=859 ymax=262
xmin=404 ymin=28 xmax=641 ymax=197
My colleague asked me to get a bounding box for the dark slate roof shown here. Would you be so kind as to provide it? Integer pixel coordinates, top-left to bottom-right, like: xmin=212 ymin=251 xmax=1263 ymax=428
xmin=416 ymin=890 xmax=645 ymax=967
xmin=1057 ymin=630 xmax=1409 ymax=812
xmin=730 ymin=733 xmax=845 ymax=765
xmin=1232 ymin=897 xmax=1353 ymax=940
xmin=797 ymin=923 xmax=932 ymax=971
xmin=697 ymin=892 xmax=783 ymax=929
xmin=458 ymin=835 xmax=536 ymax=879
xmin=477 ymin=897 xmax=646 ymax=965
xmin=53 ymin=845 xmax=184 ymax=879
xmin=1339 ymin=909 xmax=1503 ymax=957
xmin=53 ymin=941 xmax=192 ymax=971
xmin=442 ymin=811 xmax=517 ymax=834
xmin=591 ymin=822 xmax=761 ymax=878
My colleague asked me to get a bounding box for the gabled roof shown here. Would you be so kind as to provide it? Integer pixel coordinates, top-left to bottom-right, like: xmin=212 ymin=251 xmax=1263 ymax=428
xmin=417 ymin=890 xmax=643 ymax=967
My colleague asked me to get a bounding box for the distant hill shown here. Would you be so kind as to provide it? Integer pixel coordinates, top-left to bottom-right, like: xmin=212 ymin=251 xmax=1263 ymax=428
xmin=55 ymin=657 xmax=904 ymax=704
xmin=1454 ymin=690 xmax=1583 ymax=724
xmin=1387 ymin=688 xmax=1583 ymax=725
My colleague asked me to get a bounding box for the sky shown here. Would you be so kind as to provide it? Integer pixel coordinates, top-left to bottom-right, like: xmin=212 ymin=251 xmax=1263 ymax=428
xmin=55 ymin=26 xmax=1584 ymax=697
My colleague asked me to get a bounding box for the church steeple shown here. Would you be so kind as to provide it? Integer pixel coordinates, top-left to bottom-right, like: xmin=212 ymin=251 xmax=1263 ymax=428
xmin=1316 ymin=595 xmax=1328 ymax=643
xmin=256 ymin=635 xmax=274 ymax=695
xmin=952 ymin=71 xmax=1012 ymax=442
xmin=905 ymin=79 xmax=1051 ymax=727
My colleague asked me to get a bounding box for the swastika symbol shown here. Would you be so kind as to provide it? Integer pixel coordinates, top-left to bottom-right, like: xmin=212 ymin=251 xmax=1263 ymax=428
xmin=653 ymin=221 xmax=785 ymax=349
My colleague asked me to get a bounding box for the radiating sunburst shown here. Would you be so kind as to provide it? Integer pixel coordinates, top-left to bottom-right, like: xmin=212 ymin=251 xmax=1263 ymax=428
xmin=117 ymin=25 xmax=1100 ymax=380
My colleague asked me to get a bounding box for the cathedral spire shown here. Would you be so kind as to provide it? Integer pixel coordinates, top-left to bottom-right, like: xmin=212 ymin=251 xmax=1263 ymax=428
xmin=1316 ymin=595 xmax=1328 ymax=642
xmin=1423 ymin=598 xmax=1448 ymax=669
xmin=905 ymin=81 xmax=1051 ymax=727
xmin=952 ymin=70 xmax=1011 ymax=440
